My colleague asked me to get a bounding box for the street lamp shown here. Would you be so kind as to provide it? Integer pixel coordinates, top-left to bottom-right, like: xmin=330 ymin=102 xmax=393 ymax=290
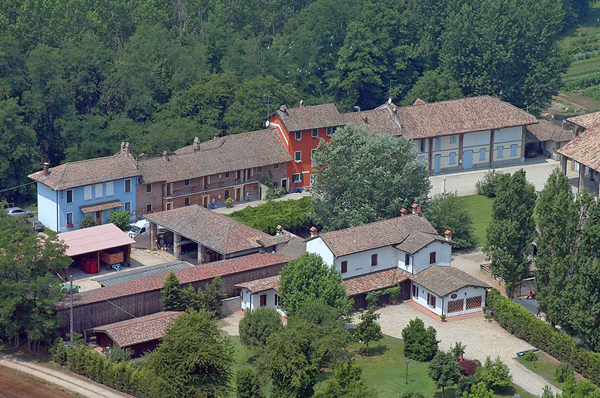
xmin=405 ymin=359 xmax=410 ymax=384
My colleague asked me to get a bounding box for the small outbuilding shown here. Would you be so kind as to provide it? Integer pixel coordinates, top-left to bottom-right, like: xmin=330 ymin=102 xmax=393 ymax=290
xmin=236 ymin=275 xmax=284 ymax=316
xmin=92 ymin=311 xmax=183 ymax=358
xmin=57 ymin=223 xmax=135 ymax=276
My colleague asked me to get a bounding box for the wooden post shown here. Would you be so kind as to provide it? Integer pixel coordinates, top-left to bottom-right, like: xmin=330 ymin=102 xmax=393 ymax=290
xmin=489 ymin=129 xmax=495 ymax=168
xmin=458 ymin=134 xmax=464 ymax=169
xmin=520 ymin=126 xmax=527 ymax=163
xmin=561 ymin=155 xmax=568 ymax=175
xmin=150 ymin=222 xmax=157 ymax=250
xmin=174 ymin=233 xmax=181 ymax=260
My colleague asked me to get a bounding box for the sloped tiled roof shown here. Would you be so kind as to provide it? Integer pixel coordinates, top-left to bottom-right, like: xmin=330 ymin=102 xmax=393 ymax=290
xmin=317 ymin=214 xmax=440 ymax=257
xmin=142 ymin=129 xmax=291 ymax=183
xmin=56 ymin=252 xmax=290 ymax=310
xmin=385 ymin=96 xmax=537 ymax=139
xmin=28 ymin=153 xmax=140 ymax=191
xmin=568 ymin=111 xmax=600 ymax=129
xmin=341 ymin=108 xmax=402 ymax=136
xmin=395 ymin=230 xmax=447 ymax=255
xmin=144 ymin=205 xmax=271 ymax=255
xmin=411 ymin=265 xmax=490 ymax=297
xmin=526 ymin=119 xmax=574 ymax=143
xmin=275 ymin=103 xmax=344 ymax=131
xmin=342 ymin=268 xmax=410 ymax=296
xmin=557 ymin=126 xmax=600 ymax=171
xmin=275 ymin=235 xmax=306 ymax=260
xmin=92 ymin=311 xmax=183 ymax=348
xmin=235 ymin=275 xmax=280 ymax=294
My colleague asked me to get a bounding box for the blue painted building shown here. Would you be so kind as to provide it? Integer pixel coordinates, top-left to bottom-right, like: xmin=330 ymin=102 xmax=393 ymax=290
xmin=29 ymin=144 xmax=141 ymax=232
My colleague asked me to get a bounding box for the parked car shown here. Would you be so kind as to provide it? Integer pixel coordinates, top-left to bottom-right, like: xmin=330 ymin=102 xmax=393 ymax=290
xmin=6 ymin=207 xmax=33 ymax=218
xmin=28 ymin=218 xmax=44 ymax=232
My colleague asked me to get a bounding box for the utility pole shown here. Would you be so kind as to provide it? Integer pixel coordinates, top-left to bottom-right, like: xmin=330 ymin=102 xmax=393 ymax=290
xmin=405 ymin=359 xmax=410 ymax=384
xmin=69 ymin=275 xmax=74 ymax=342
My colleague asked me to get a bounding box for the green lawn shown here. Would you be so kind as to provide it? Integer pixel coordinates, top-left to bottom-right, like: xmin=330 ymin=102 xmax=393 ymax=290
xmin=515 ymin=351 xmax=575 ymax=389
xmin=229 ymin=335 xmax=536 ymax=398
xmin=459 ymin=195 xmax=494 ymax=247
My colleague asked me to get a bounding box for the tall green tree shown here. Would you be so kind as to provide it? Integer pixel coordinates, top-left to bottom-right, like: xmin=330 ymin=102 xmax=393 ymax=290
xmin=314 ymin=359 xmax=376 ymax=398
xmin=146 ymin=309 xmax=234 ymax=398
xmin=475 ymin=356 xmax=512 ymax=392
xmin=279 ymin=252 xmax=353 ymax=317
xmin=239 ymin=307 xmax=283 ymax=350
xmin=311 ymin=125 xmax=431 ymax=231
xmin=484 ymin=169 xmax=536 ymax=298
xmin=428 ymin=350 xmax=461 ymax=398
xmin=401 ymin=68 xmax=463 ymax=106
xmin=461 ymin=382 xmax=494 ymax=398
xmin=161 ymin=271 xmax=185 ymax=311
xmin=401 ymin=318 xmax=439 ymax=361
xmin=355 ymin=309 xmax=382 ymax=356
xmin=423 ymin=193 xmax=475 ymax=249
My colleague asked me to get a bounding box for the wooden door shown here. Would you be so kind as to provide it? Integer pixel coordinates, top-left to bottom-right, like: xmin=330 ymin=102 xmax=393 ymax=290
xmin=95 ymin=211 xmax=102 ymax=225
xmin=202 ymin=196 xmax=209 ymax=208
xmin=235 ymin=188 xmax=241 ymax=201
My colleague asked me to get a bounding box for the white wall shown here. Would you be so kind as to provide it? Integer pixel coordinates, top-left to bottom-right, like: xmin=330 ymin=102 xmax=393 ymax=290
xmin=335 ymin=246 xmax=398 ymax=279
xmin=306 ymin=237 xmax=335 ymax=266
xmin=412 ymin=241 xmax=452 ymax=274
xmin=240 ymin=288 xmax=285 ymax=316
xmin=464 ymin=130 xmax=491 ymax=147
xmin=411 ymin=283 xmax=444 ymax=316
xmin=37 ymin=183 xmax=59 ymax=231
xmin=494 ymin=126 xmax=522 ymax=143
xmin=411 ymin=283 xmax=486 ymax=317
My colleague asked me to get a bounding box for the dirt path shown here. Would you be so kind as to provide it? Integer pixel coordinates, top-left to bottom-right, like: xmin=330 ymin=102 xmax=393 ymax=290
xmin=0 ymin=365 xmax=77 ymax=398
xmin=553 ymin=92 xmax=600 ymax=112
xmin=0 ymin=354 xmax=133 ymax=398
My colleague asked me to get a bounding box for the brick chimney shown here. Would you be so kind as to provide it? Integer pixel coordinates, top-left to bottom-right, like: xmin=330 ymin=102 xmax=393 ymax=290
xmin=280 ymin=105 xmax=289 ymax=116
xmin=276 ymin=225 xmax=283 ymax=236
xmin=213 ymin=133 xmax=219 ymax=140
xmin=193 ymin=137 xmax=200 ymax=151
xmin=162 ymin=150 xmax=169 ymax=162
xmin=444 ymin=230 xmax=452 ymax=241
xmin=310 ymin=226 xmax=318 ymax=238
xmin=411 ymin=204 xmax=418 ymax=214
xmin=400 ymin=208 xmax=407 ymax=216
xmin=43 ymin=162 xmax=49 ymax=176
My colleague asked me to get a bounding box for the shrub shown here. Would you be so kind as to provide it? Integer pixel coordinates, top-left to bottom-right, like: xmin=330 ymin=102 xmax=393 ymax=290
xmin=228 ymin=196 xmax=314 ymax=234
xmin=399 ymin=392 xmax=425 ymax=398
xmin=475 ymin=170 xmax=508 ymax=198
xmin=225 ymin=197 xmax=234 ymax=208
xmin=524 ymin=351 xmax=538 ymax=366
xmin=239 ymin=307 xmax=283 ymax=350
xmin=423 ymin=193 xmax=476 ymax=249
xmin=236 ymin=369 xmax=263 ymax=398
xmin=475 ymin=356 xmax=512 ymax=392
xmin=106 ymin=346 xmax=133 ymax=363
xmin=366 ymin=290 xmax=382 ymax=308
xmin=486 ymin=289 xmax=600 ymax=386
xmin=385 ymin=285 xmax=401 ymax=302
xmin=265 ymin=187 xmax=286 ymax=200
xmin=108 ymin=210 xmax=130 ymax=230
xmin=457 ymin=375 xmax=478 ymax=396
xmin=401 ymin=318 xmax=439 ymax=361
xmin=459 ymin=359 xmax=479 ymax=376
xmin=556 ymin=363 xmax=574 ymax=383
xmin=79 ymin=215 xmax=97 ymax=229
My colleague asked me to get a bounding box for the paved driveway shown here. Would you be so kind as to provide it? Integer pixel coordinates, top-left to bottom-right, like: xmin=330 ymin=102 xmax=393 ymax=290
xmin=366 ymin=303 xmax=560 ymax=396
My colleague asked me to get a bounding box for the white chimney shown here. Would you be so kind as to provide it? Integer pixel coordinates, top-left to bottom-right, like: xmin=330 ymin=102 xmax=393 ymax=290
xmin=276 ymin=225 xmax=283 ymax=236
xmin=125 ymin=142 xmax=131 ymax=155
xmin=162 ymin=150 xmax=169 ymax=161
xmin=445 ymin=230 xmax=452 ymax=241
xmin=120 ymin=142 xmax=125 ymax=153
xmin=193 ymin=137 xmax=200 ymax=151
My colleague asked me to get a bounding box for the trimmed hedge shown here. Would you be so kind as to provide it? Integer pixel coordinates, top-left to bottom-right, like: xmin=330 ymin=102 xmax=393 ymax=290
xmin=486 ymin=289 xmax=600 ymax=385
xmin=51 ymin=341 xmax=152 ymax=397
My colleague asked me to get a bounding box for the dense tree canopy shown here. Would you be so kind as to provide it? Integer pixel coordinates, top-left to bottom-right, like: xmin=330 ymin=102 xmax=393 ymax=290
xmin=311 ymin=125 xmax=431 ymax=231
xmin=0 ymin=0 xmax=584 ymax=203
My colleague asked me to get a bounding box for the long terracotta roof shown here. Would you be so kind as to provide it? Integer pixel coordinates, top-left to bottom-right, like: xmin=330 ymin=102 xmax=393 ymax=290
xmin=568 ymin=111 xmax=600 ymax=129
xmin=378 ymin=96 xmax=536 ymax=139
xmin=557 ymin=126 xmax=600 ymax=171
xmin=144 ymin=205 xmax=271 ymax=255
xmin=28 ymin=153 xmax=139 ymax=191
xmin=342 ymin=268 xmax=410 ymax=296
xmin=142 ymin=129 xmax=291 ymax=184
xmin=235 ymin=275 xmax=280 ymax=293
xmin=411 ymin=265 xmax=490 ymax=297
xmin=316 ymin=214 xmax=440 ymax=257
xmin=92 ymin=311 xmax=183 ymax=348
xmin=341 ymin=108 xmax=402 ymax=136
xmin=55 ymin=252 xmax=290 ymax=310
xmin=275 ymin=103 xmax=344 ymax=131
xmin=526 ymin=119 xmax=574 ymax=143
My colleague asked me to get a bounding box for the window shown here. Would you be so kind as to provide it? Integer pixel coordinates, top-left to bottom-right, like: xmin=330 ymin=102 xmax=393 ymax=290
xmin=225 ymin=171 xmax=230 ymax=178
xmin=124 ymin=179 xmax=132 ymax=193
xmin=225 ymin=189 xmax=230 ymax=198
xmin=412 ymin=285 xmax=418 ymax=298
xmin=66 ymin=212 xmax=73 ymax=226
xmin=419 ymin=139 xmax=426 ymax=153
xmin=427 ymin=293 xmax=437 ymax=308
xmin=95 ymin=183 xmax=103 ymax=199
xmin=273 ymin=164 xmax=279 ymax=169
xmin=275 ymin=294 xmax=281 ymax=307
xmin=311 ymin=149 xmax=317 ymax=165
xmin=435 ymin=137 xmax=441 ymax=151
xmin=497 ymin=146 xmax=504 ymax=159
xmin=341 ymin=261 xmax=348 ymax=273
xmin=273 ymin=181 xmax=279 ymax=187
xmin=371 ymin=254 xmax=378 ymax=266
xmin=124 ymin=201 xmax=131 ymax=212
xmin=405 ymin=253 xmax=411 ymax=266
xmin=84 ymin=185 xmax=92 ymax=200
xmin=257 ymin=166 xmax=263 ymax=172
xmin=184 ymin=197 xmax=190 ymax=206
xmin=295 ymin=131 xmax=302 ymax=141
xmin=429 ymin=252 xmax=436 ymax=264
xmin=184 ymin=179 xmax=190 ymax=186
xmin=449 ymin=152 xmax=456 ymax=165
xmin=511 ymin=144 xmax=518 ymax=157
xmin=312 ymin=129 xmax=318 ymax=138
xmin=326 ymin=127 xmax=334 ymax=136
xmin=417 ymin=156 xmax=425 ymax=163
xmin=106 ymin=181 xmax=114 ymax=196
xmin=294 ymin=151 xmax=301 ymax=162
xmin=146 ymin=204 xmax=152 ymax=212
xmin=292 ymin=173 xmax=302 ymax=183
xmin=146 ymin=184 xmax=152 ymax=193
xmin=479 ymin=148 xmax=486 ymax=161
xmin=66 ymin=189 xmax=73 ymax=204
xmin=450 ymin=135 xmax=457 ymax=144
xmin=260 ymin=294 xmax=267 ymax=306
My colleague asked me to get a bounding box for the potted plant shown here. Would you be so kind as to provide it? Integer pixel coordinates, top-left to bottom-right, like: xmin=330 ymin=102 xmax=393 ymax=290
xmin=366 ymin=290 xmax=382 ymax=309
xmin=225 ymin=197 xmax=234 ymax=208
xmin=192 ymin=186 xmax=199 ymax=191
xmin=174 ymin=190 xmax=180 ymax=195
xmin=440 ymin=314 xmax=447 ymax=322
xmin=387 ymin=286 xmax=401 ymax=305
xmin=67 ymin=224 xmax=74 ymax=229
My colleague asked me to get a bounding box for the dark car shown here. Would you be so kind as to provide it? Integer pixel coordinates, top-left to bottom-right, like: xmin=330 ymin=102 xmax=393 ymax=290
xmin=6 ymin=207 xmax=34 ymax=218
xmin=28 ymin=218 xmax=44 ymax=232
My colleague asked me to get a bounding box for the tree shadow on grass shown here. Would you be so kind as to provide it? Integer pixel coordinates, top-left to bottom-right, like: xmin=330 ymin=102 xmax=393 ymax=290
xmin=246 ymin=355 xmax=258 ymax=365
xmin=433 ymin=386 xmax=457 ymax=398
xmin=360 ymin=344 xmax=389 ymax=356
xmin=494 ymin=386 xmax=520 ymax=397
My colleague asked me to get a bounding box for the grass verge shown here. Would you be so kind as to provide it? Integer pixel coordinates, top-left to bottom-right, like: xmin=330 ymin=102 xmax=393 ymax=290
xmin=459 ymin=195 xmax=494 ymax=247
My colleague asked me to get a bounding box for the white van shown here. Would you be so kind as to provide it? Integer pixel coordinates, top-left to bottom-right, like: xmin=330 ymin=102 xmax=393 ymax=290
xmin=127 ymin=220 xmax=149 ymax=238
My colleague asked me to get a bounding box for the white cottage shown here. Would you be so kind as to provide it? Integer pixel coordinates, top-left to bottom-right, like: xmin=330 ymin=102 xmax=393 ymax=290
xmin=236 ymin=275 xmax=285 ymax=316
